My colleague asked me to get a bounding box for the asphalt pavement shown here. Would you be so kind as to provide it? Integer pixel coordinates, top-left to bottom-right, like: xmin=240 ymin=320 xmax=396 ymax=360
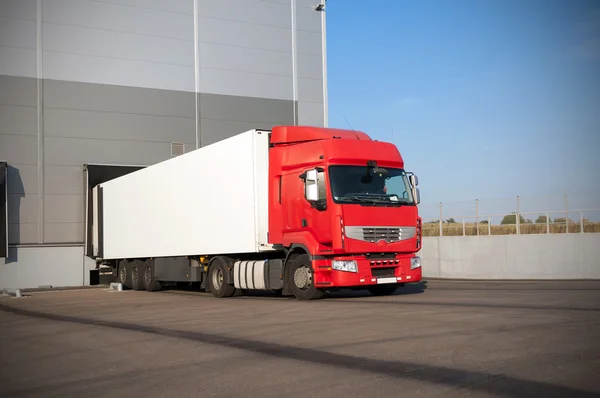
xmin=0 ymin=279 xmax=599 ymax=397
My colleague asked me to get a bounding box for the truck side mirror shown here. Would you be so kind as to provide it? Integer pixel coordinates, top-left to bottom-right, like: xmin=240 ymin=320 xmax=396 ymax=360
xmin=414 ymin=188 xmax=420 ymax=205
xmin=409 ymin=174 xmax=419 ymax=187
xmin=305 ymin=169 xmax=319 ymax=202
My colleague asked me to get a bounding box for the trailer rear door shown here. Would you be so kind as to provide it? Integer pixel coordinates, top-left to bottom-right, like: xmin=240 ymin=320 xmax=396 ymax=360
xmin=84 ymin=164 xmax=145 ymax=258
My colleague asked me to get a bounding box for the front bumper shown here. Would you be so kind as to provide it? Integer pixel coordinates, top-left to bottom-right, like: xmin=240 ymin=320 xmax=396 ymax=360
xmin=312 ymin=255 xmax=422 ymax=289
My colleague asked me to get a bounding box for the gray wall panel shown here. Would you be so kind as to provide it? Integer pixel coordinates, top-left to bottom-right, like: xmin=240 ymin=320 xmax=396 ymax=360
xmin=0 ymin=134 xmax=37 ymax=165
xmin=198 ymin=17 xmax=291 ymax=53
xmin=197 ymin=0 xmax=291 ymax=29
xmin=88 ymin=0 xmax=193 ymax=15
xmin=43 ymin=0 xmax=194 ymax=40
xmin=295 ymin=3 xmax=321 ymax=33
xmin=0 ymin=246 xmax=85 ymax=290
xmin=8 ymin=193 xmax=37 ymax=224
xmin=7 ymin=164 xmax=37 ymax=194
xmin=297 ymin=53 xmax=322 ymax=80
xmin=0 ymin=105 xmax=37 ymax=136
xmin=8 ymin=221 xmax=37 ymax=244
xmin=45 ymin=194 xmax=83 ymax=223
xmin=0 ymin=16 xmax=36 ymax=48
xmin=44 ymin=222 xmax=86 ymax=244
xmin=200 ymin=93 xmax=294 ymax=125
xmin=44 ymin=136 xmax=188 ymax=166
xmin=0 ymin=75 xmax=37 ymax=106
xmin=43 ymin=23 xmax=194 ymax=66
xmin=44 ymin=108 xmax=195 ymax=143
xmin=43 ymin=79 xmax=195 ymax=117
xmin=200 ymin=68 xmax=293 ymax=101
xmin=296 ymin=30 xmax=322 ymax=56
xmin=44 ymin=166 xmax=83 ymax=195
xmin=43 ymin=50 xmax=195 ymax=92
xmin=297 ymin=77 xmax=324 ymax=104
xmin=200 ymin=118 xmax=277 ymax=147
xmin=199 ymin=42 xmax=292 ymax=77
xmin=297 ymin=101 xmax=324 ymax=127
xmin=0 ymin=46 xmax=36 ymax=78
xmin=0 ymin=0 xmax=36 ymax=20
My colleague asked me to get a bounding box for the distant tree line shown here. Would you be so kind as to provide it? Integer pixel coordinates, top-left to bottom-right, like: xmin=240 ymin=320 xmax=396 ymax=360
xmin=424 ymin=214 xmax=587 ymax=225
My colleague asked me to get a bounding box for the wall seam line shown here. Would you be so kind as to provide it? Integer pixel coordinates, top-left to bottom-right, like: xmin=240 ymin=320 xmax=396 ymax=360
xmin=36 ymin=0 xmax=45 ymax=244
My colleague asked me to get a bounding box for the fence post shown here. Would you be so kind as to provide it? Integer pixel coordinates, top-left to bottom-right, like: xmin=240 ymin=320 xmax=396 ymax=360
xmin=564 ymin=193 xmax=569 ymax=233
xmin=488 ymin=215 xmax=491 ymax=235
xmin=476 ymin=199 xmax=479 ymax=236
xmin=546 ymin=212 xmax=550 ymax=234
xmin=516 ymin=196 xmax=520 ymax=235
xmin=580 ymin=210 xmax=584 ymax=234
xmin=462 ymin=217 xmax=465 ymax=236
xmin=439 ymin=202 xmax=443 ymax=237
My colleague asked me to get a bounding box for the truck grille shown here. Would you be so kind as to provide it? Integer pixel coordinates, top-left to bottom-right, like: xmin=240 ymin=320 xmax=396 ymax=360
xmin=345 ymin=226 xmax=416 ymax=243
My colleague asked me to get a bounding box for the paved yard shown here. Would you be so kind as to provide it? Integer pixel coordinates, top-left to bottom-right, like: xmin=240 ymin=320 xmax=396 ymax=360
xmin=0 ymin=280 xmax=599 ymax=397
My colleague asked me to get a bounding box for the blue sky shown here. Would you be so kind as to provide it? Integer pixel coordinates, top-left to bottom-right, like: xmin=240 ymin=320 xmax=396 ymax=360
xmin=325 ymin=0 xmax=600 ymax=214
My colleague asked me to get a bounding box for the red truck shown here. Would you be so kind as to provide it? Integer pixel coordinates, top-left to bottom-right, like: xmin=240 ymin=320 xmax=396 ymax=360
xmin=91 ymin=125 xmax=422 ymax=300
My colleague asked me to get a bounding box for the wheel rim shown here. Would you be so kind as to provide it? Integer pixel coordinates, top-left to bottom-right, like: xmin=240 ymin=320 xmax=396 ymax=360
xmin=132 ymin=266 xmax=139 ymax=285
xmin=212 ymin=266 xmax=223 ymax=290
xmin=293 ymin=265 xmax=312 ymax=290
xmin=119 ymin=263 xmax=127 ymax=283
xmin=144 ymin=266 xmax=152 ymax=286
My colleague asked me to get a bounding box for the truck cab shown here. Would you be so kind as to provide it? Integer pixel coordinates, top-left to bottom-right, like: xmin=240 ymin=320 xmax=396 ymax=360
xmin=268 ymin=126 xmax=422 ymax=299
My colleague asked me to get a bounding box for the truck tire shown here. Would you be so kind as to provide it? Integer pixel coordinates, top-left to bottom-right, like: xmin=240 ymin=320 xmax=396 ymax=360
xmin=208 ymin=258 xmax=236 ymax=298
xmin=117 ymin=260 xmax=131 ymax=288
xmin=289 ymin=254 xmax=324 ymax=300
xmin=130 ymin=259 xmax=145 ymax=291
xmin=367 ymin=284 xmax=399 ymax=296
xmin=143 ymin=259 xmax=161 ymax=292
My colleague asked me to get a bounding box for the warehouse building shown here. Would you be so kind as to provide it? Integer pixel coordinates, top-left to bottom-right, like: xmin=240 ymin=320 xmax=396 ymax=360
xmin=0 ymin=0 xmax=328 ymax=289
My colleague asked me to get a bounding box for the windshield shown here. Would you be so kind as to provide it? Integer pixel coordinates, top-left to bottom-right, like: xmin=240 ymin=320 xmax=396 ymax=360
xmin=329 ymin=165 xmax=415 ymax=206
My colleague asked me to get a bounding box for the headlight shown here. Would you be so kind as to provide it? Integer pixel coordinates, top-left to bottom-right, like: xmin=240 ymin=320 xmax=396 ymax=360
xmin=411 ymin=256 xmax=421 ymax=269
xmin=332 ymin=260 xmax=358 ymax=273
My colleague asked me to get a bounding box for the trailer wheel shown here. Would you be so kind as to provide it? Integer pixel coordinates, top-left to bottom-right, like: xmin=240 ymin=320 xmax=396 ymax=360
xmin=208 ymin=258 xmax=235 ymax=298
xmin=367 ymin=284 xmax=399 ymax=296
xmin=289 ymin=254 xmax=324 ymax=300
xmin=130 ymin=259 xmax=145 ymax=291
xmin=117 ymin=260 xmax=131 ymax=288
xmin=143 ymin=259 xmax=161 ymax=292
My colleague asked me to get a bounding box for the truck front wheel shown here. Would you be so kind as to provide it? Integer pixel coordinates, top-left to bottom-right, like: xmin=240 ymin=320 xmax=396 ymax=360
xmin=208 ymin=258 xmax=236 ymax=298
xmin=289 ymin=254 xmax=324 ymax=300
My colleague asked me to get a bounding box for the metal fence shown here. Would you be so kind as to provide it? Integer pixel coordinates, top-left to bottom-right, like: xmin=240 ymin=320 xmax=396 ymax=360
xmin=419 ymin=194 xmax=600 ymax=237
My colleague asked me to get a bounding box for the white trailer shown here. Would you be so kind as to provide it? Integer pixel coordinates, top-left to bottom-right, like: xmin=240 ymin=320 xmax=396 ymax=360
xmin=91 ymin=129 xmax=281 ymax=296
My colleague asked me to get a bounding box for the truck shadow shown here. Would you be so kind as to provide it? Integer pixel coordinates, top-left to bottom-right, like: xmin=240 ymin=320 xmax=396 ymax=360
xmin=158 ymin=281 xmax=428 ymax=300
xmin=323 ymin=280 xmax=428 ymax=299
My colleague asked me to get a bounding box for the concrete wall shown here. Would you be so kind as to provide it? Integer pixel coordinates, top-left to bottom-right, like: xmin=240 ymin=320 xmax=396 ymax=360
xmin=0 ymin=245 xmax=94 ymax=290
xmin=421 ymin=234 xmax=600 ymax=280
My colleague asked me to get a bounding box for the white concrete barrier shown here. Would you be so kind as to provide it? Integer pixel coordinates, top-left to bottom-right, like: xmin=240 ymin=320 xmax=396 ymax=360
xmin=421 ymin=234 xmax=600 ymax=280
